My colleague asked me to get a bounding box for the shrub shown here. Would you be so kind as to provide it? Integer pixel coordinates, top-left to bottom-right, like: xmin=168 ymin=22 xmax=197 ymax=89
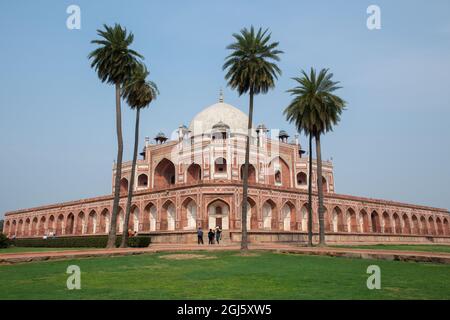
xmin=11 ymin=235 xmax=151 ymax=248
xmin=0 ymin=233 xmax=10 ymax=248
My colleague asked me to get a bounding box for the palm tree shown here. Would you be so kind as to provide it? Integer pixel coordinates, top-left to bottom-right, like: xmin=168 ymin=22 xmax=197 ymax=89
xmin=223 ymin=26 xmax=282 ymax=250
xmin=285 ymin=68 xmax=345 ymax=246
xmin=120 ymin=62 xmax=159 ymax=248
xmin=88 ymin=24 xmax=143 ymax=248
xmin=284 ymin=90 xmax=316 ymax=246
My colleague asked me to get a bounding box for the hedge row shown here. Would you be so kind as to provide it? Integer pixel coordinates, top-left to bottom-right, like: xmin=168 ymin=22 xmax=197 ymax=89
xmin=10 ymin=235 xmax=151 ymax=248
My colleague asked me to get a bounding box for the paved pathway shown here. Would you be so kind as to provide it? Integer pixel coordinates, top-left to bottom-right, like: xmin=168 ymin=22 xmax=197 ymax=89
xmin=1 ymin=243 xmax=450 ymax=265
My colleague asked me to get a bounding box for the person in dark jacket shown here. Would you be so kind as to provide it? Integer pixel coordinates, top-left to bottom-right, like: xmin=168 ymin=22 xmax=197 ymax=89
xmin=215 ymin=226 xmax=222 ymax=244
xmin=197 ymin=227 xmax=204 ymax=245
xmin=208 ymin=229 xmax=215 ymax=245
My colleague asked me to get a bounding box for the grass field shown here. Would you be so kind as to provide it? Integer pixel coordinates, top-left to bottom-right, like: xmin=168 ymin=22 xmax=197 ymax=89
xmin=0 ymin=250 xmax=449 ymax=299
xmin=332 ymin=244 xmax=450 ymax=253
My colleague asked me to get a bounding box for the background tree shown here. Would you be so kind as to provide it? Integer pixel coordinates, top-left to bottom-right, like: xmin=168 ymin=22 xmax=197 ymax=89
xmin=120 ymin=62 xmax=159 ymax=248
xmin=223 ymin=26 xmax=282 ymax=250
xmin=88 ymin=24 xmax=143 ymax=248
xmin=286 ymin=68 xmax=345 ymax=246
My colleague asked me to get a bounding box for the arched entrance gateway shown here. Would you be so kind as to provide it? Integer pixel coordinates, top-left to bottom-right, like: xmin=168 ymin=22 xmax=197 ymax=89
xmin=207 ymin=200 xmax=230 ymax=230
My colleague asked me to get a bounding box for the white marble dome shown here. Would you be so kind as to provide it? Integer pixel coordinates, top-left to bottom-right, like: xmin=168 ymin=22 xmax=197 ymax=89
xmin=188 ymin=102 xmax=249 ymax=135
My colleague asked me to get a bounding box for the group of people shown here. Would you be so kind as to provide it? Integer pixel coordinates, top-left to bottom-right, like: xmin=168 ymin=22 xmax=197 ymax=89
xmin=197 ymin=226 xmax=222 ymax=245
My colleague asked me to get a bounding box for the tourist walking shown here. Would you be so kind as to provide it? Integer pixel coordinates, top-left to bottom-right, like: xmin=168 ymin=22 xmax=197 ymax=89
xmin=208 ymin=229 xmax=215 ymax=245
xmin=197 ymin=227 xmax=204 ymax=245
xmin=215 ymin=226 xmax=222 ymax=244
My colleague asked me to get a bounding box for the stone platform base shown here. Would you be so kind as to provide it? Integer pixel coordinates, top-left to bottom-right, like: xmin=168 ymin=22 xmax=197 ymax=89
xmin=145 ymin=230 xmax=450 ymax=245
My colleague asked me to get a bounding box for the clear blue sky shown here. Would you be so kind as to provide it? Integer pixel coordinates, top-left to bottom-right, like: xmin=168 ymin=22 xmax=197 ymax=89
xmin=1 ymin=0 xmax=450 ymax=219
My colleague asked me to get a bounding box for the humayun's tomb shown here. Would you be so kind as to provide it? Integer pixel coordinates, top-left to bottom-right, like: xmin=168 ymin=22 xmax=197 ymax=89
xmin=3 ymin=96 xmax=450 ymax=244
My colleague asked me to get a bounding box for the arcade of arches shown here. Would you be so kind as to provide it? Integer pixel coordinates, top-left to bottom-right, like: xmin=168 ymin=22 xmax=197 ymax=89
xmin=4 ymin=190 xmax=449 ymax=243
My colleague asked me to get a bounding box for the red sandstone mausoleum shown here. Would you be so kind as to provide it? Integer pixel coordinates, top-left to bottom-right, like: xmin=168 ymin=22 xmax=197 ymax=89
xmin=3 ymin=96 xmax=450 ymax=244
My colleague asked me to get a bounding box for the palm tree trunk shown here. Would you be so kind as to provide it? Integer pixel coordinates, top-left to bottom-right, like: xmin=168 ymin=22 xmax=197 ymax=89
xmin=315 ymin=133 xmax=326 ymax=246
xmin=307 ymin=133 xmax=313 ymax=246
xmin=106 ymin=83 xmax=124 ymax=248
xmin=241 ymin=88 xmax=254 ymax=251
xmin=121 ymin=107 xmax=141 ymax=248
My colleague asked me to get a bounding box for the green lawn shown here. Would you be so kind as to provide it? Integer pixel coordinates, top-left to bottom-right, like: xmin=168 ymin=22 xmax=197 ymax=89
xmin=332 ymin=244 xmax=450 ymax=254
xmin=0 ymin=247 xmax=97 ymax=254
xmin=0 ymin=250 xmax=449 ymax=299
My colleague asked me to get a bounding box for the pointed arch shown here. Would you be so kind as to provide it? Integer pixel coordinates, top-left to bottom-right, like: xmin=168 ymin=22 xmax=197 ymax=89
xmin=76 ymin=211 xmax=85 ymax=235
xmin=31 ymin=217 xmax=38 ymax=236
xmin=143 ymin=202 xmax=157 ymax=231
xmin=11 ymin=220 xmax=17 ymax=236
xmin=99 ymin=209 xmax=110 ymax=233
xmin=268 ymin=156 xmax=291 ymax=187
xmin=346 ymin=208 xmax=357 ymax=233
xmin=4 ymin=220 xmax=10 ymax=236
xmin=214 ymin=157 xmax=227 ymax=174
xmin=411 ymin=215 xmax=420 ymax=234
xmin=137 ymin=174 xmax=149 ymax=188
xmin=321 ymin=176 xmax=328 ymax=193
xmin=402 ymin=214 xmax=411 ymax=234
xmin=56 ymin=214 xmax=64 ymax=235
xmin=359 ymin=209 xmax=369 ymax=233
xmin=300 ymin=203 xmax=308 ymax=232
xmin=207 ymin=199 xmax=230 ymax=230
xmin=281 ymin=201 xmax=296 ymax=231
xmin=261 ymin=199 xmax=277 ymax=230
xmin=323 ymin=206 xmax=331 ymax=232
xmin=130 ymin=205 xmax=140 ymax=233
xmin=443 ymin=218 xmax=449 ymax=235
xmin=186 ymin=163 xmax=202 ymax=184
xmin=240 ymin=164 xmax=256 ymax=184
xmin=116 ymin=207 xmax=125 ymax=233
xmin=244 ymin=197 xmax=258 ymax=230
xmin=420 ymin=216 xmax=428 ymax=235
xmin=17 ymin=219 xmax=24 ymax=237
xmin=154 ymin=158 xmax=176 ymax=188
xmin=296 ymin=172 xmax=307 ymax=187
xmin=392 ymin=213 xmax=401 ymax=234
xmin=181 ymin=197 xmax=197 ymax=230
xmin=382 ymin=212 xmax=391 ymax=233
xmin=48 ymin=215 xmax=55 ymax=234
xmin=87 ymin=210 xmax=97 ymax=234
xmin=332 ymin=206 xmax=344 ymax=232
xmin=24 ymin=218 xmax=31 ymax=237
xmin=120 ymin=178 xmax=129 ymax=194
xmin=66 ymin=213 xmax=75 ymax=235
xmin=38 ymin=216 xmax=46 ymax=235
xmin=428 ymin=216 xmax=436 ymax=235
xmin=371 ymin=210 xmax=381 ymax=233
xmin=436 ymin=217 xmax=444 ymax=235
xmin=161 ymin=200 xmax=176 ymax=231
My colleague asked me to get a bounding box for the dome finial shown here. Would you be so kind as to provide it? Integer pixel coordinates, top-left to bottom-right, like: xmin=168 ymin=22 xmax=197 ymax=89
xmin=219 ymin=88 xmax=224 ymax=103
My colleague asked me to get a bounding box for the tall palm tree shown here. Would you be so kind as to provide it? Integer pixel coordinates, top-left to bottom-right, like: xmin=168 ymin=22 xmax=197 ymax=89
xmin=88 ymin=24 xmax=143 ymax=248
xmin=223 ymin=26 xmax=282 ymax=250
xmin=285 ymin=68 xmax=345 ymax=246
xmin=120 ymin=62 xmax=159 ymax=248
xmin=284 ymin=88 xmax=316 ymax=246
